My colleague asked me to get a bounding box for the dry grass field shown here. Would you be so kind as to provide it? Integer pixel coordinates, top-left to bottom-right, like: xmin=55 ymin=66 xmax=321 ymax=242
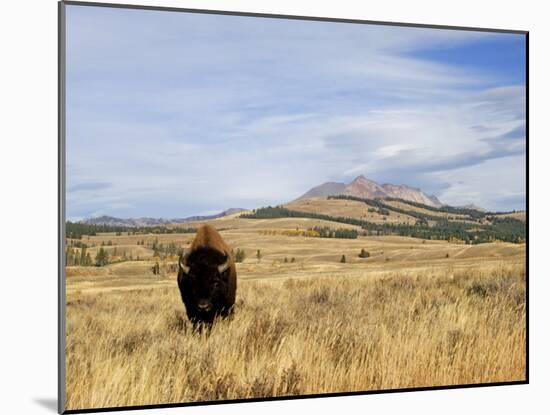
xmin=65 ymin=222 xmax=526 ymax=411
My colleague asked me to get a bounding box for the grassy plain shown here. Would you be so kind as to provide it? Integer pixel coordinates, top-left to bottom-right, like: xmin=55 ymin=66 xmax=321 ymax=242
xmin=284 ymin=197 xmax=418 ymax=224
xmin=65 ymin=219 xmax=526 ymax=410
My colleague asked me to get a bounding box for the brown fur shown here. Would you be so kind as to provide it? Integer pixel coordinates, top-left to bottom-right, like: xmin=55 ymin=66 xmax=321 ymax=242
xmin=177 ymin=225 xmax=237 ymax=324
xmin=189 ymin=224 xmax=231 ymax=254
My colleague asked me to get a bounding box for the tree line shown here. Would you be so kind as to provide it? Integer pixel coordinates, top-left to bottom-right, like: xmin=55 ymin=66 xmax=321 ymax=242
xmin=331 ymin=195 xmax=519 ymax=220
xmin=240 ymin=205 xmax=525 ymax=244
xmin=66 ymin=221 xmax=196 ymax=239
xmin=66 ymin=246 xmax=108 ymax=267
xmin=149 ymin=239 xmax=183 ymax=259
xmin=310 ymin=226 xmax=358 ymax=239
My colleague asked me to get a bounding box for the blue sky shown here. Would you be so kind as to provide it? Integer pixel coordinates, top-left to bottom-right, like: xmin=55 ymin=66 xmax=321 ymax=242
xmin=66 ymin=5 xmax=526 ymax=220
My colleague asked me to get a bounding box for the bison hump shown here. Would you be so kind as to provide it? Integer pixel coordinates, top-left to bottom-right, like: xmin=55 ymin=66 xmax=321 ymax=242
xmin=190 ymin=225 xmax=229 ymax=254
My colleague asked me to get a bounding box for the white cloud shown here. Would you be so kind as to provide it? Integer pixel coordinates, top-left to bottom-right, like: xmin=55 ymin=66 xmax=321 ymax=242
xmin=65 ymin=5 xmax=526 ymax=218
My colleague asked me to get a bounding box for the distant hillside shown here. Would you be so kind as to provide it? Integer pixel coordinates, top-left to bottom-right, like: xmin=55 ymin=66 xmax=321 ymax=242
xmin=297 ymin=175 xmax=443 ymax=207
xmin=285 ymin=197 xmax=418 ymax=225
xmin=80 ymin=208 xmax=246 ymax=227
xmin=459 ymin=203 xmax=486 ymax=212
xmin=243 ymin=195 xmax=526 ymax=244
xmin=299 ymin=182 xmax=347 ymax=199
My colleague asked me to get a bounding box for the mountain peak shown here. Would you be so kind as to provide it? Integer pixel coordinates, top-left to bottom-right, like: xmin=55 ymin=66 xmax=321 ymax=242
xmin=297 ymin=175 xmax=443 ymax=207
xmin=350 ymin=175 xmax=379 ymax=185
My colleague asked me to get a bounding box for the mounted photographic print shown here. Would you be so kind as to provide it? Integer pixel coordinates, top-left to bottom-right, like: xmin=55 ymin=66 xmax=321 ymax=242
xmin=59 ymin=1 xmax=528 ymax=413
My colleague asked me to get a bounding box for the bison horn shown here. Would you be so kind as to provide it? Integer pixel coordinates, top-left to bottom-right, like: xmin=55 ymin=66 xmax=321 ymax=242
xmin=179 ymin=254 xmax=190 ymax=274
xmin=218 ymin=253 xmax=231 ymax=274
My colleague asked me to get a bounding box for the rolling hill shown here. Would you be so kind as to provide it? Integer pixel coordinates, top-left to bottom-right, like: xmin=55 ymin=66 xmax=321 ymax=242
xmin=72 ymin=176 xmax=525 ymax=245
xmin=243 ymin=195 xmax=526 ymax=244
xmin=79 ymin=208 xmax=246 ymax=227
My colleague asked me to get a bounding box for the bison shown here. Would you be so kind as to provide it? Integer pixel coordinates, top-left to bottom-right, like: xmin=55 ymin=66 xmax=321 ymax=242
xmin=177 ymin=224 xmax=237 ymax=324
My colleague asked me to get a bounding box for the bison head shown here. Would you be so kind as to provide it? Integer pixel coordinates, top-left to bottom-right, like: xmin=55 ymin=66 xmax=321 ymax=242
xmin=178 ymin=248 xmax=233 ymax=323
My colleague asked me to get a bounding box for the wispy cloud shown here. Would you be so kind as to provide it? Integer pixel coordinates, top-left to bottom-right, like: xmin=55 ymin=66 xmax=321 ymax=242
xmin=65 ymin=5 xmax=526 ymax=219
xmin=67 ymin=181 xmax=112 ymax=192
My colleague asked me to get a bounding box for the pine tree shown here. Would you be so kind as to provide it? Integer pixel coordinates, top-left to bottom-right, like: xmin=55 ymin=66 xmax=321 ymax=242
xmin=95 ymin=247 xmax=109 ymax=266
xmin=235 ymin=249 xmax=245 ymax=263
xmin=80 ymin=246 xmax=88 ymax=265
xmin=358 ymin=249 xmax=370 ymax=258
xmin=340 ymin=255 xmax=346 ymax=263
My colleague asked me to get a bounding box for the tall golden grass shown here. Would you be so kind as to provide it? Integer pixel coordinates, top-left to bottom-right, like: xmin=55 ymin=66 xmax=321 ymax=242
xmin=65 ymin=263 xmax=525 ymax=410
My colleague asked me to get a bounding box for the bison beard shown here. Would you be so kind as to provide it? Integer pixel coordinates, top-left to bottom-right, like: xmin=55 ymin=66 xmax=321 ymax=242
xmin=177 ymin=225 xmax=237 ymax=324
